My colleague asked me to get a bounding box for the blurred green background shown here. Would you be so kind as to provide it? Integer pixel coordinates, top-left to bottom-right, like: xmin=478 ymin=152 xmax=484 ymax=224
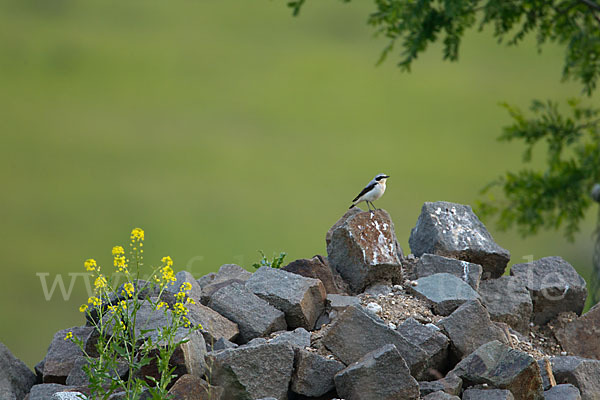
xmin=0 ymin=0 xmax=597 ymax=368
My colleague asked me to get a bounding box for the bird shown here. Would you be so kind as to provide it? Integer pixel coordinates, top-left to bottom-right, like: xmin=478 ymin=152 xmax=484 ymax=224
xmin=349 ymin=173 xmax=390 ymax=211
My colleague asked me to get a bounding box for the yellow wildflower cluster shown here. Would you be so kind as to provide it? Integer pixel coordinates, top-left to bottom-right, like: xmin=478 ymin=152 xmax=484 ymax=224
xmin=88 ymin=296 xmax=102 ymax=306
xmin=130 ymin=228 xmax=144 ymax=243
xmin=64 ymin=331 xmax=73 ymax=341
xmin=122 ymin=282 xmax=135 ymax=298
xmin=156 ymin=256 xmax=177 ymax=288
xmin=112 ymin=246 xmax=128 ymax=273
xmin=94 ymin=275 xmax=108 ymax=290
xmin=84 ymin=259 xmax=97 ymax=272
xmin=156 ymin=301 xmax=169 ymax=310
xmin=79 ymin=304 xmax=88 ymax=313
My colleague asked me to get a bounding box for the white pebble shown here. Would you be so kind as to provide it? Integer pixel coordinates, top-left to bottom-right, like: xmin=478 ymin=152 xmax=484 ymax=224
xmin=561 ymin=351 xmax=567 ymax=356
xmin=482 ymin=383 xmax=488 ymax=388
xmin=366 ymin=302 xmax=382 ymax=314
xmin=393 ymin=284 xmax=403 ymax=291
xmin=529 ymin=322 xmax=535 ymax=327
xmin=388 ymin=322 xmax=397 ymax=330
xmin=539 ymin=338 xmax=545 ymax=342
xmin=410 ymin=280 xmax=418 ymax=287
xmin=391 ymin=300 xmax=396 ymax=305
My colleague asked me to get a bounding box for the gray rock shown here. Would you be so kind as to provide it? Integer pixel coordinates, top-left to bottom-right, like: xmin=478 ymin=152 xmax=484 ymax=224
xmin=282 ymin=255 xmax=349 ymax=295
xmin=208 ymin=282 xmax=286 ymax=343
xmin=415 ymin=253 xmax=482 ymax=290
xmin=321 ymin=305 xmax=428 ymax=377
xmin=167 ymin=374 xmax=223 ymax=400
xmin=437 ymin=300 xmax=509 ymax=360
xmin=463 ymin=388 xmax=515 ymax=399
xmin=198 ymin=264 xmax=252 ymax=305
xmin=326 ymin=207 xmax=362 ymax=246
xmin=0 ymin=342 xmax=37 ymax=400
xmin=327 ymin=209 xmax=403 ymax=293
xmin=479 ymin=276 xmax=533 ymax=334
xmin=540 ymin=356 xmax=600 ymax=399
xmin=211 ymin=337 xmax=238 ymax=352
xmin=510 ymin=257 xmax=587 ymax=325
xmin=65 ymin=357 xmax=127 ymax=387
xmin=51 ymin=392 xmax=87 ymax=400
xmin=166 ymin=271 xmax=203 ymax=303
xmin=543 ymin=384 xmax=581 ymax=400
xmin=397 ymin=317 xmax=449 ymax=380
xmin=364 ymin=282 xmax=393 ymax=296
xmin=423 ymin=392 xmax=461 ymax=400
xmin=554 ymin=302 xmax=600 ymax=360
xmin=268 ymin=328 xmax=311 ymax=348
xmin=326 ymin=294 xmax=361 ymax=312
xmin=334 ymin=344 xmax=419 ymax=400
xmin=186 ymin=301 xmax=239 ymax=344
xmin=246 ymin=266 xmax=326 ymax=330
xmin=409 ymin=201 xmax=510 ymax=279
xmin=407 ymin=273 xmax=481 ymax=316
xmin=291 ymin=349 xmax=345 ymax=397
xmin=26 ymin=384 xmax=78 ymax=400
xmin=451 ymin=340 xmax=543 ymax=400
xmin=419 ymin=373 xmax=462 ymax=396
xmin=200 ymin=279 xmax=247 ymax=305
xmin=42 ymin=327 xmax=94 ymax=384
xmin=207 ymin=342 xmax=294 ymax=400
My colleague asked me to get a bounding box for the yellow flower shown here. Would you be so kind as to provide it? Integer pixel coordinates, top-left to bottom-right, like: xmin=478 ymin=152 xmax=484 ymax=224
xmin=180 ymin=282 xmax=192 ymax=292
xmin=79 ymin=304 xmax=88 ymax=313
xmin=173 ymin=302 xmax=189 ymax=316
xmin=156 ymin=301 xmax=168 ymax=310
xmin=161 ymin=256 xmax=173 ymax=267
xmin=130 ymin=228 xmax=144 ymax=242
xmin=94 ymin=275 xmax=107 ymax=290
xmin=114 ymin=255 xmax=127 ymax=271
xmin=119 ymin=300 xmax=127 ymax=310
xmin=159 ymin=265 xmax=176 ymax=287
xmin=88 ymin=296 xmax=102 ymax=306
xmin=122 ymin=282 xmax=135 ymax=298
xmin=175 ymin=291 xmax=186 ymax=302
xmin=64 ymin=331 xmax=73 ymax=341
xmin=84 ymin=259 xmax=97 ymax=272
xmin=186 ymin=298 xmax=196 ymax=305
xmin=112 ymin=246 xmax=125 ymax=256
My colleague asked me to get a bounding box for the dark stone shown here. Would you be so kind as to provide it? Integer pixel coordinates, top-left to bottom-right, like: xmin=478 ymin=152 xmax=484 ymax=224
xmin=291 ymin=349 xmax=345 ymax=397
xmin=422 ymin=392 xmax=461 ymax=400
xmin=409 ymin=201 xmax=510 ymax=279
xmin=211 ymin=337 xmax=238 ymax=352
xmin=0 ymin=342 xmax=37 ymax=400
xmin=397 ymin=317 xmax=449 ymax=380
xmin=26 ymin=384 xmax=78 ymax=400
xmin=510 ymin=257 xmax=587 ymax=325
xmin=462 ymin=388 xmax=516 ymax=399
xmin=199 ymin=279 xmax=246 ymax=305
xmin=419 ymin=373 xmax=462 ymax=396
xmin=268 ymin=328 xmax=311 ymax=348
xmin=207 ymin=342 xmax=294 ymax=400
xmin=326 ymin=294 xmax=361 ymax=313
xmin=65 ymin=357 xmax=127 ymax=387
xmin=334 ymin=344 xmax=419 ymax=400
xmin=437 ymin=300 xmax=509 ymax=360
xmin=166 ymin=271 xmax=203 ymax=303
xmin=167 ymin=374 xmax=223 ymax=400
xmin=554 ymin=302 xmax=600 ymax=360
xmin=245 ymin=266 xmax=326 ymax=330
xmin=540 ymin=356 xmax=600 ymax=399
xmin=321 ymin=305 xmax=428 ymax=377
xmin=415 ymin=253 xmax=482 ymax=290
xmin=450 ymin=340 xmax=543 ymax=400
xmin=198 ymin=264 xmax=251 ymax=305
xmin=478 ymin=276 xmax=533 ymax=334
xmin=43 ymin=327 xmax=94 ymax=384
xmin=208 ymin=282 xmax=286 ymax=343
xmin=327 ymin=209 xmax=403 ymax=293
xmin=186 ymin=301 xmax=239 ymax=344
xmin=543 ymin=384 xmax=581 ymax=400
xmin=407 ymin=273 xmax=481 ymax=316
xmin=282 ymin=255 xmax=349 ymax=295
xmin=51 ymin=393 xmax=86 ymax=400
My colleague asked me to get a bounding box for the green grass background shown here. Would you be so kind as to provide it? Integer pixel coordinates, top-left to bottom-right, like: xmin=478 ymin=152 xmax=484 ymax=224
xmin=0 ymin=0 xmax=597 ymax=368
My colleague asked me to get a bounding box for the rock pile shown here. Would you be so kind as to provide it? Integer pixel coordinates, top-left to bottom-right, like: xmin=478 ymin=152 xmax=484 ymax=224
xmin=2 ymin=201 xmax=599 ymax=400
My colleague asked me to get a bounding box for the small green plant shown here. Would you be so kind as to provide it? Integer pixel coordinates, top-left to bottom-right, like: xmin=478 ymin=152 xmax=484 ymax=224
xmin=66 ymin=228 xmax=201 ymax=400
xmin=252 ymin=250 xmax=287 ymax=269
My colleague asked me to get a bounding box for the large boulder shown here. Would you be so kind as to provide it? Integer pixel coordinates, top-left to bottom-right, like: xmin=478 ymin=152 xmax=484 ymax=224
xmin=42 ymin=326 xmax=94 ymax=384
xmin=397 ymin=317 xmax=449 ymax=380
xmin=450 ymin=340 xmax=543 ymax=400
xmin=334 ymin=344 xmax=419 ymax=400
xmin=321 ymin=305 xmax=428 ymax=376
xmin=407 ymin=273 xmax=481 ymax=316
xmin=197 ymin=264 xmax=252 ymax=305
xmin=437 ymin=300 xmax=509 ymax=360
xmin=419 ymin=373 xmax=462 ymax=397
xmin=554 ymin=302 xmax=600 ymax=360
xmin=245 ymin=266 xmax=326 ymax=330
xmin=282 ymin=255 xmax=349 ymax=294
xmin=208 ymin=282 xmax=286 ymax=343
xmin=0 ymin=342 xmax=37 ymax=400
xmin=540 ymin=356 xmax=600 ymax=400
xmin=409 ymin=201 xmax=510 ymax=279
xmin=478 ymin=276 xmax=533 ymax=334
xmin=510 ymin=257 xmax=587 ymax=325
xmin=207 ymin=342 xmax=294 ymax=400
xmin=185 ymin=302 xmax=239 ymax=344
xmin=415 ymin=253 xmax=482 ymax=290
xmin=327 ymin=209 xmax=403 ymax=293
xmin=290 ymin=349 xmax=345 ymax=397
xmin=543 ymin=384 xmax=581 ymax=400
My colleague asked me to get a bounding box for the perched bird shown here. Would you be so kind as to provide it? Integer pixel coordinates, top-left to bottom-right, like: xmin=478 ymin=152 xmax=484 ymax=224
xmin=349 ymin=173 xmax=390 ymax=211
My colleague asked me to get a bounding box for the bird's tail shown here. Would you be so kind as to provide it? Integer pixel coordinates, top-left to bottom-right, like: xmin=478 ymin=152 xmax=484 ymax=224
xmin=348 ymin=204 xmax=355 ymax=209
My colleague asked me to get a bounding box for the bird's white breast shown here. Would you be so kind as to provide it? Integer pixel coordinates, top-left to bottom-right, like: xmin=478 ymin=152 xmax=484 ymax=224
xmin=362 ymin=181 xmax=386 ymax=202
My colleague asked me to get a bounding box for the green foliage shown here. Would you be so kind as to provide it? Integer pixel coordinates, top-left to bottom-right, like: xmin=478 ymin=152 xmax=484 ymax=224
xmin=478 ymin=99 xmax=600 ymax=239
xmin=252 ymin=250 xmax=287 ymax=269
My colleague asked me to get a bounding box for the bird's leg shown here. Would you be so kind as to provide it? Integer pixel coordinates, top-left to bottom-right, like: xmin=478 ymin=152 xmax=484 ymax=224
xmin=368 ymin=201 xmax=375 ymax=213
xmin=365 ymin=201 xmax=372 ymax=212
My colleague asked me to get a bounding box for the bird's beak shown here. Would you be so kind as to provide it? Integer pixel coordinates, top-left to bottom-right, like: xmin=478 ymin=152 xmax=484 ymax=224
xmin=384 ymin=175 xmax=390 ymax=178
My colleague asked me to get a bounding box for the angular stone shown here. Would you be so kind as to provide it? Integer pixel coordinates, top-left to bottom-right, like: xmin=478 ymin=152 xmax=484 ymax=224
xmin=0 ymin=342 xmax=37 ymax=400
xmin=543 ymin=384 xmax=581 ymax=400
xmin=438 ymin=300 xmax=509 ymax=360
xmin=207 ymin=342 xmax=294 ymax=400
xmin=65 ymin=357 xmax=127 ymax=387
xmin=334 ymin=344 xmax=419 ymax=400
xmin=43 ymin=327 xmax=94 ymax=384
xmin=423 ymin=392 xmax=461 ymax=400
xmin=540 ymin=356 xmax=600 ymax=399
xmin=208 ymin=282 xmax=286 ymax=343
xmin=415 ymin=253 xmax=482 ymax=290
xmin=479 ymin=276 xmax=533 ymax=334
xmin=268 ymin=328 xmax=311 ymax=348
xmin=554 ymin=302 xmax=600 ymax=360
xmin=291 ymin=349 xmax=345 ymax=397
xmin=409 ymin=201 xmax=510 ymax=279
xmin=200 ymin=279 xmax=247 ymax=305
xmin=327 ymin=209 xmax=403 ymax=293
xmin=186 ymin=301 xmax=239 ymax=344
xmin=198 ymin=264 xmax=252 ymax=304
xmin=510 ymin=257 xmax=587 ymax=325
xmin=282 ymin=255 xmax=349 ymax=295
xmin=246 ymin=266 xmax=326 ymax=330
xmin=364 ymin=282 xmax=393 ymax=296
xmin=463 ymin=388 xmax=515 ymax=399
xmin=321 ymin=305 xmax=428 ymax=376
xmin=26 ymin=384 xmax=79 ymax=400
xmin=166 ymin=271 xmax=203 ymax=303
xmin=326 ymin=207 xmax=362 ymax=247
xmin=51 ymin=393 xmax=86 ymax=400
xmin=451 ymin=340 xmax=543 ymax=400
xmin=211 ymin=337 xmax=238 ymax=352
xmin=326 ymin=294 xmax=361 ymax=313
xmin=408 ymin=273 xmax=481 ymax=316
xmin=397 ymin=317 xmax=449 ymax=380
xmin=419 ymin=373 xmax=462 ymax=396
xmin=167 ymin=374 xmax=223 ymax=400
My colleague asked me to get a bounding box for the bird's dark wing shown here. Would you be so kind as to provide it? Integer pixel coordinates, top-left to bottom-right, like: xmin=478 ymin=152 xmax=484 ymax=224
xmin=352 ymin=182 xmax=376 ymax=202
